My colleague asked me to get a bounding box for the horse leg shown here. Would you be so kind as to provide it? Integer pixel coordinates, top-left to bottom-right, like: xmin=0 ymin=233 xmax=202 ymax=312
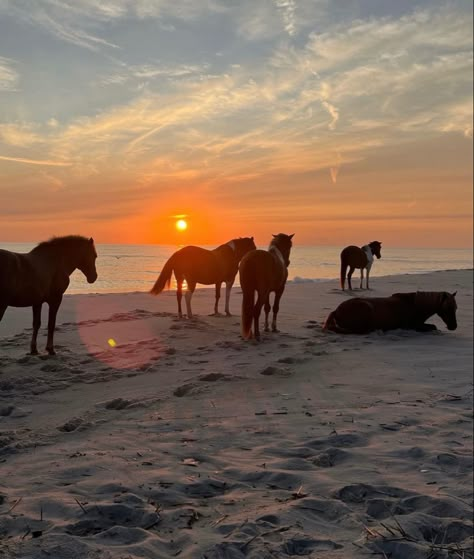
xmin=224 ymin=280 xmax=234 ymax=316
xmin=185 ymin=281 xmax=196 ymax=319
xmin=366 ymin=263 xmax=372 ymax=289
xmin=46 ymin=296 xmax=62 ymax=355
xmin=0 ymin=303 xmax=7 ymax=322
xmin=211 ymin=282 xmax=222 ymax=316
xmin=253 ymin=292 xmax=266 ymax=341
xmin=271 ymin=287 xmax=285 ymax=332
xmin=176 ymin=277 xmax=184 ymax=318
xmin=347 ymin=267 xmax=355 ymax=290
xmin=30 ymin=303 xmax=42 ymax=355
xmin=263 ymin=295 xmax=271 ymax=331
xmin=360 ymin=268 xmax=364 ymax=289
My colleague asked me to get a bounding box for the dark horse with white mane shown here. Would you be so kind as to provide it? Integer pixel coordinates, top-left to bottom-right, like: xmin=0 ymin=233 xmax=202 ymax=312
xmin=340 ymin=241 xmax=382 ymax=290
xmin=239 ymin=233 xmax=294 ymax=341
xmin=150 ymin=237 xmax=256 ymax=318
xmin=0 ymin=236 xmax=98 ymax=354
xmin=324 ymin=291 xmax=457 ymax=334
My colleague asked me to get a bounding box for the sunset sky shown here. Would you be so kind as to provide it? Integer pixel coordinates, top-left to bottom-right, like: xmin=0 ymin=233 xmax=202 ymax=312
xmin=0 ymin=0 xmax=472 ymax=247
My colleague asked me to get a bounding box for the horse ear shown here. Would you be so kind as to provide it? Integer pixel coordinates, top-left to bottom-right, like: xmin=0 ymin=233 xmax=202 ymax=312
xmin=251 ymin=236 xmax=254 ymax=240
xmin=452 ymin=291 xmax=457 ymax=297
xmin=289 ymin=234 xmax=294 ymax=239
xmin=89 ymin=237 xmax=94 ymax=244
xmin=272 ymin=234 xmax=277 ymax=238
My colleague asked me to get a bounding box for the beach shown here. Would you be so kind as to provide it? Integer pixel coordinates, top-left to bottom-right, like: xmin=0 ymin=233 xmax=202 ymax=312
xmin=0 ymin=269 xmax=472 ymax=558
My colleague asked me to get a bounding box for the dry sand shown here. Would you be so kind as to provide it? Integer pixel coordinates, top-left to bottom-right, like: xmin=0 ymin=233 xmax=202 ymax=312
xmin=0 ymin=269 xmax=472 ymax=559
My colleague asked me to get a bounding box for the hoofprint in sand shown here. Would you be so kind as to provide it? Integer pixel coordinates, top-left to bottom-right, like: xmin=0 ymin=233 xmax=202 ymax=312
xmin=0 ymin=270 xmax=472 ymax=559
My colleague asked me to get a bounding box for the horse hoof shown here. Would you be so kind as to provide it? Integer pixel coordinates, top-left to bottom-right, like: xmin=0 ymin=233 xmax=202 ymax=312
xmin=29 ymin=349 xmax=39 ymax=356
xmin=272 ymin=328 xmax=280 ymax=333
xmin=46 ymin=349 xmax=56 ymax=356
xmin=225 ymin=312 xmax=232 ymax=317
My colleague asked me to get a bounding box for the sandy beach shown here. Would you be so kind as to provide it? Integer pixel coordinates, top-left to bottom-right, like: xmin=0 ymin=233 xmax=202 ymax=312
xmin=0 ymin=269 xmax=472 ymax=559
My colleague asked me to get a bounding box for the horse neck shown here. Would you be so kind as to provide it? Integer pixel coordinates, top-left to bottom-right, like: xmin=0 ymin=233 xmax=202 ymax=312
xmin=414 ymin=292 xmax=440 ymax=320
xmin=33 ymin=242 xmax=82 ymax=276
xmin=361 ymin=245 xmax=374 ymax=261
xmin=269 ymin=244 xmax=288 ymax=267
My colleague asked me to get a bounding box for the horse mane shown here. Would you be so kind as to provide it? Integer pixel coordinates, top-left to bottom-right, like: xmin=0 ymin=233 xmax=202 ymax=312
xmin=32 ymin=235 xmax=92 ymax=253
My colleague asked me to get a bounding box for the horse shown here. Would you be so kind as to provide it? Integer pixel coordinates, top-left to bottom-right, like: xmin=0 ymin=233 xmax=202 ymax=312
xmin=340 ymin=241 xmax=382 ymax=290
xmin=323 ymin=291 xmax=457 ymax=334
xmin=150 ymin=237 xmax=256 ymax=318
xmin=239 ymin=233 xmax=294 ymax=341
xmin=0 ymin=236 xmax=98 ymax=355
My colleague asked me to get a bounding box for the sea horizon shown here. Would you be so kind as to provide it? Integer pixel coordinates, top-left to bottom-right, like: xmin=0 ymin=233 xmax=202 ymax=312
xmin=1 ymin=241 xmax=472 ymax=295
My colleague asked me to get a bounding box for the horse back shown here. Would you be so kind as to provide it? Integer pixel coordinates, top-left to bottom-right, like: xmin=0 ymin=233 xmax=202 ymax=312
xmin=332 ymin=295 xmax=417 ymax=333
xmin=0 ymin=249 xmax=44 ymax=306
xmin=172 ymin=245 xmax=230 ymax=284
xmin=340 ymin=245 xmax=368 ymax=269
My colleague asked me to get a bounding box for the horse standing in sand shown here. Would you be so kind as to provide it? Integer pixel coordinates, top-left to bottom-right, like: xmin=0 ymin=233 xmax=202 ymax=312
xmin=324 ymin=291 xmax=457 ymax=334
xmin=240 ymin=233 xmax=294 ymax=341
xmin=0 ymin=236 xmax=98 ymax=355
xmin=340 ymin=241 xmax=382 ymax=290
xmin=150 ymin=237 xmax=256 ymax=318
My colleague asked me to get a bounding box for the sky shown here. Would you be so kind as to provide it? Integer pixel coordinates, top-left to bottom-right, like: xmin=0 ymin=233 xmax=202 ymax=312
xmin=0 ymin=0 xmax=472 ymax=247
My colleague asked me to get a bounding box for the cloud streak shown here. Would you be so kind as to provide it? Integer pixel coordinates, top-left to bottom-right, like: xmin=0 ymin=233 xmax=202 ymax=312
xmin=0 ymin=155 xmax=72 ymax=166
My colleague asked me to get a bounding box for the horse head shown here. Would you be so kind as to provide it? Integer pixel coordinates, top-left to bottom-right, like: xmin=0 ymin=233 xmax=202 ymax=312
xmin=369 ymin=241 xmax=382 ymax=259
xmin=271 ymin=233 xmax=294 ymax=267
xmin=437 ymin=291 xmax=458 ymax=331
xmin=233 ymin=237 xmax=256 ymax=259
xmin=78 ymin=237 xmax=98 ymax=284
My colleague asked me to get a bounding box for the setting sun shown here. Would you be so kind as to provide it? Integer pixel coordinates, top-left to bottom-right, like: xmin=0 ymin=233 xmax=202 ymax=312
xmin=176 ymin=219 xmax=188 ymax=231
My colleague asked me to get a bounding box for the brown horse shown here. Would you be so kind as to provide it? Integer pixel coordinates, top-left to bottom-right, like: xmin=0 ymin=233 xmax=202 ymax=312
xmin=0 ymin=236 xmax=98 ymax=354
xmin=150 ymin=237 xmax=256 ymax=318
xmin=324 ymin=291 xmax=457 ymax=334
xmin=340 ymin=241 xmax=382 ymax=290
xmin=240 ymin=233 xmax=294 ymax=341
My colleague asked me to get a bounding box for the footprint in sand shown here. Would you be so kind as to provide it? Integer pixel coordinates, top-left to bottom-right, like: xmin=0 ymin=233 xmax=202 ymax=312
xmin=260 ymin=366 xmax=292 ymax=377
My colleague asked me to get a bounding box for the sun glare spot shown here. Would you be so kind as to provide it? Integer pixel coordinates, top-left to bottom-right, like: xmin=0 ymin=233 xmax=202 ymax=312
xmin=108 ymin=338 xmax=117 ymax=348
xmin=176 ymin=219 xmax=188 ymax=231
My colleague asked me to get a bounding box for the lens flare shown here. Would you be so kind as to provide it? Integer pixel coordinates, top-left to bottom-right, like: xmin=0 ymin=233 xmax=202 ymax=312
xmin=108 ymin=338 xmax=117 ymax=347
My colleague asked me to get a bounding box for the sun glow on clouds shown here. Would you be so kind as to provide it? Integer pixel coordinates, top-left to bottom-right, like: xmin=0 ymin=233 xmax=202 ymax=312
xmin=0 ymin=1 xmax=472 ymax=246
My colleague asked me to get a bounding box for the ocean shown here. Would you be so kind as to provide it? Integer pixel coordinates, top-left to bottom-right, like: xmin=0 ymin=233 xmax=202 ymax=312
xmin=1 ymin=242 xmax=472 ymax=295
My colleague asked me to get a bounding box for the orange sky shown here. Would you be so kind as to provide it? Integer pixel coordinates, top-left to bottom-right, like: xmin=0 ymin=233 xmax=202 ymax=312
xmin=0 ymin=1 xmax=472 ymax=248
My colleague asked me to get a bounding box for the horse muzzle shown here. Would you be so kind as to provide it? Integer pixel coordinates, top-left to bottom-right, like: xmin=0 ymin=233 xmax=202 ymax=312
xmin=87 ymin=272 xmax=98 ymax=284
xmin=447 ymin=323 xmax=457 ymax=331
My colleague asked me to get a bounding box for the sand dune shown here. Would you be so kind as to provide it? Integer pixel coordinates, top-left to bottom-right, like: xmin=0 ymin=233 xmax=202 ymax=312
xmin=0 ymin=270 xmax=472 ymax=558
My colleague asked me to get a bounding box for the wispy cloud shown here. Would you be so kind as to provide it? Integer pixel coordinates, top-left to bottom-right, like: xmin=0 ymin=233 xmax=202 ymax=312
xmin=0 ymin=57 xmax=19 ymax=91
xmin=0 ymin=155 xmax=71 ymax=166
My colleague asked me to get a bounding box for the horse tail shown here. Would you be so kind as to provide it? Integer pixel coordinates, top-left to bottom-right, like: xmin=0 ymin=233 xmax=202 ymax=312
xmin=241 ymin=283 xmax=255 ymax=340
xmin=340 ymin=257 xmax=347 ymax=290
xmin=150 ymin=255 xmax=175 ymax=295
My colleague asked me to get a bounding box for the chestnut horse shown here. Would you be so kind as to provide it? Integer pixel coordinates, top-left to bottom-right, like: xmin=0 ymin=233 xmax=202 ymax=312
xmin=324 ymin=291 xmax=457 ymax=334
xmin=340 ymin=241 xmax=382 ymax=290
xmin=240 ymin=233 xmax=294 ymax=341
xmin=150 ymin=237 xmax=256 ymax=318
xmin=0 ymin=236 xmax=98 ymax=354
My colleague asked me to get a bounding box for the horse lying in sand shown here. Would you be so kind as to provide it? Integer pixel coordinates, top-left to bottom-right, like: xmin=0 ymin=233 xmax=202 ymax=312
xmin=323 ymin=291 xmax=457 ymax=334
xmin=150 ymin=237 xmax=256 ymax=318
xmin=340 ymin=241 xmax=382 ymax=290
xmin=0 ymin=236 xmax=98 ymax=354
xmin=240 ymin=233 xmax=294 ymax=341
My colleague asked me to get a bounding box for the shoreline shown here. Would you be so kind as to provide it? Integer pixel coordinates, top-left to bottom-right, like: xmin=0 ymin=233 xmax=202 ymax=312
xmin=0 ymin=269 xmax=472 ymax=558
xmin=48 ymin=266 xmax=474 ymax=297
